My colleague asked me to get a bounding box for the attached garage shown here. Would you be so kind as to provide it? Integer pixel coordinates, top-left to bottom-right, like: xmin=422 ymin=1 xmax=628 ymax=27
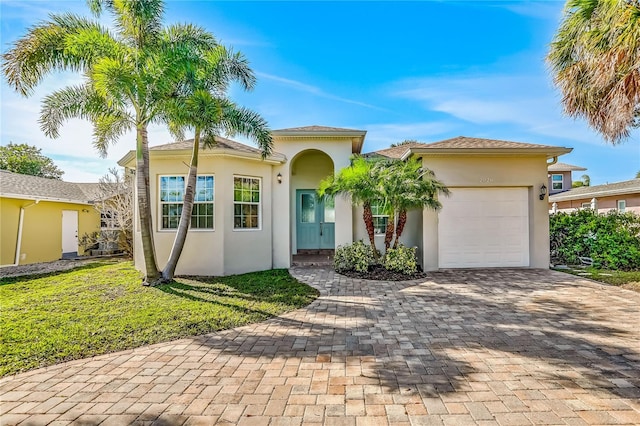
xmin=438 ymin=187 xmax=529 ymax=268
xmin=406 ymin=136 xmax=572 ymax=271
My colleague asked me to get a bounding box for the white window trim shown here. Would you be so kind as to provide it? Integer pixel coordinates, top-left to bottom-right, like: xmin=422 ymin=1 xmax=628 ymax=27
xmin=581 ymin=202 xmax=591 ymax=209
xmin=233 ymin=175 xmax=262 ymax=231
xmin=551 ymin=174 xmax=563 ymax=190
xmin=618 ymin=200 xmax=626 ymax=212
xmin=158 ymin=174 xmax=215 ymax=232
xmin=371 ymin=201 xmax=389 ymax=236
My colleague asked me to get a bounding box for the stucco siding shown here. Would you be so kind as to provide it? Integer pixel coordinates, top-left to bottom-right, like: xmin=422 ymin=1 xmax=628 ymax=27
xmin=272 ymin=137 xmax=354 ymax=258
xmin=1 ymin=197 xmax=99 ymax=266
xmin=352 ymin=207 xmax=423 ymax=264
xmin=418 ymin=155 xmax=550 ymax=269
xmin=141 ymin=155 xmax=274 ymax=276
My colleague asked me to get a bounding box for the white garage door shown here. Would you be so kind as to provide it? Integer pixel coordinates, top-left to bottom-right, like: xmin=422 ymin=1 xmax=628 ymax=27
xmin=438 ymin=188 xmax=529 ymax=268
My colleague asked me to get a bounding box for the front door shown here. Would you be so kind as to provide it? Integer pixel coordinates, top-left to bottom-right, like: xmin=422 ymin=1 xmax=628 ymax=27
xmin=296 ymin=190 xmax=335 ymax=250
xmin=61 ymin=210 xmax=79 ymax=258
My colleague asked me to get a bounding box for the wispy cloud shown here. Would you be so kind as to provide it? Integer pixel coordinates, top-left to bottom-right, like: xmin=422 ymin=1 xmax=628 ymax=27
xmin=496 ymin=1 xmax=563 ymax=20
xmin=392 ymin=71 xmax=613 ymax=146
xmin=362 ymin=122 xmax=455 ymax=151
xmin=256 ymin=71 xmax=386 ymax=111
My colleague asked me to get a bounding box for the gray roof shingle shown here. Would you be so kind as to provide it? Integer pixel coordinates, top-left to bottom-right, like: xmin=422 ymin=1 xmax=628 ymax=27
xmin=549 ymin=179 xmax=640 ymax=202
xmin=0 ymin=170 xmax=98 ymax=204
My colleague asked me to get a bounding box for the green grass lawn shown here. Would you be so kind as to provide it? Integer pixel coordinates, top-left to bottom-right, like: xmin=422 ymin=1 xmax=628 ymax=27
xmin=557 ymin=267 xmax=640 ymax=292
xmin=0 ymin=260 xmax=318 ymax=377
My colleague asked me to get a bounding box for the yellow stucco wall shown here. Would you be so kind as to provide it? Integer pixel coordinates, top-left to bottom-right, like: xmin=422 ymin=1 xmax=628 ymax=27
xmin=0 ymin=197 xmax=100 ymax=265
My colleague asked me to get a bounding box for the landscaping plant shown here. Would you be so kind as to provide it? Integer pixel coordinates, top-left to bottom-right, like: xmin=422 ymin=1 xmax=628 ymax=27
xmin=550 ymin=209 xmax=640 ymax=270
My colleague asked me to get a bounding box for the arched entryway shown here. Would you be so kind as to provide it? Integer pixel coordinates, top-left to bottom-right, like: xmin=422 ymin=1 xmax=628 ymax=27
xmin=290 ymin=149 xmax=335 ymax=253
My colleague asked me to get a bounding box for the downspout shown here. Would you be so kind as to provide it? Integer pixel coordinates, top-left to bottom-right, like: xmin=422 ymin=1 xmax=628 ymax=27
xmin=547 ymin=156 xmax=558 ymax=166
xmin=4 ymin=200 xmax=40 ymax=267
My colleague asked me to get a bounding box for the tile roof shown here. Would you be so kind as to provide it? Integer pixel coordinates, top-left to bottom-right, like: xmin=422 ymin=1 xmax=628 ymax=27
xmin=549 ymin=179 xmax=640 ymax=202
xmin=150 ymin=136 xmax=266 ymax=155
xmin=548 ymin=162 xmax=587 ymax=172
xmin=367 ymin=136 xmax=569 ymax=159
xmin=273 ymin=125 xmax=365 ymax=133
xmin=365 ymin=142 xmax=427 ymax=159
xmin=0 ymin=170 xmax=98 ymax=204
xmin=417 ymin=136 xmax=562 ymax=150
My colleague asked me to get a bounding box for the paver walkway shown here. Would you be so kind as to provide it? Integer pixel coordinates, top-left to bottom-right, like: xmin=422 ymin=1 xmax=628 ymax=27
xmin=1 ymin=268 xmax=639 ymax=425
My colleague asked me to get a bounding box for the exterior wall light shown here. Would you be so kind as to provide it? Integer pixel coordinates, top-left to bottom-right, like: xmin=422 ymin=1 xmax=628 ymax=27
xmin=277 ymin=172 xmax=282 ymax=184
xmin=539 ymin=184 xmax=547 ymax=201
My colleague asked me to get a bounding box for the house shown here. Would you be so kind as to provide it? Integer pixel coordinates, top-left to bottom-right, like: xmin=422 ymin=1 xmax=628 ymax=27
xmin=549 ymin=178 xmax=640 ymax=214
xmin=547 ymin=162 xmax=587 ymax=194
xmin=0 ymin=170 xmax=101 ymax=266
xmin=118 ymin=128 xmax=571 ymax=275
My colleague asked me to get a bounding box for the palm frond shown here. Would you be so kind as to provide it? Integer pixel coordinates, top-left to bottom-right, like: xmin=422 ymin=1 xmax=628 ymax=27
xmin=2 ymin=13 xmax=112 ymax=95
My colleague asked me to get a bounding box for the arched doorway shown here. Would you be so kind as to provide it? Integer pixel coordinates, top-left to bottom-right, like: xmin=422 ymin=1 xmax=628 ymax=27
xmin=290 ymin=149 xmax=335 ymax=253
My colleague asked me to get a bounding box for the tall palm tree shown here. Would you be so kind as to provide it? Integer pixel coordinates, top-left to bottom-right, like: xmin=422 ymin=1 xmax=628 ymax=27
xmin=548 ymin=0 xmax=640 ymax=144
xmin=380 ymin=157 xmax=449 ymax=251
xmin=159 ymin=45 xmax=272 ymax=281
xmin=3 ymin=0 xmax=216 ymax=284
xmin=317 ymin=156 xmax=385 ymax=259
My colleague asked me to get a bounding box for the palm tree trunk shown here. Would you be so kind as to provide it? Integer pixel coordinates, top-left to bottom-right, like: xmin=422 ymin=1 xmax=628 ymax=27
xmin=162 ymin=131 xmax=200 ymax=281
xmin=392 ymin=209 xmax=407 ymax=249
xmin=384 ymin=212 xmax=395 ymax=253
xmin=136 ymin=124 xmax=160 ymax=285
xmin=362 ymin=201 xmax=379 ymax=259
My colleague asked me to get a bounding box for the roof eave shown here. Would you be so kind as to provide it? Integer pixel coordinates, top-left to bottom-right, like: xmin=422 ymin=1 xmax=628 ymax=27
xmin=272 ymin=130 xmax=366 ymax=154
xmin=406 ymin=147 xmax=572 ymax=160
xmin=0 ymin=193 xmax=94 ymax=205
xmin=121 ymin=148 xmax=287 ymax=167
xmin=549 ymin=187 xmax=640 ymax=202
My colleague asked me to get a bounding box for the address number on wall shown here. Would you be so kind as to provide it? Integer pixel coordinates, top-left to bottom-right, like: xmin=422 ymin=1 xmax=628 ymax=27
xmin=479 ymin=178 xmax=494 ymax=183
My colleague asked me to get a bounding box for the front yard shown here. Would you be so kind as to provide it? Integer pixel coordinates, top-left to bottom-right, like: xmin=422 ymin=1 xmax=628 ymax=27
xmin=0 ymin=260 xmax=318 ymax=377
xmin=558 ymin=267 xmax=640 ymax=292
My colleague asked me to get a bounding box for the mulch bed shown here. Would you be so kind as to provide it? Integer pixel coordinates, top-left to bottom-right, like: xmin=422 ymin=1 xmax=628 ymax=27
xmin=337 ymin=265 xmax=428 ymax=281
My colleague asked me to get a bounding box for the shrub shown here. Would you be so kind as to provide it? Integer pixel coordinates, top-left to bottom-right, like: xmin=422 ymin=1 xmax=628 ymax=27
xmin=334 ymin=241 xmax=376 ymax=273
xmin=550 ymin=209 xmax=640 ymax=270
xmin=383 ymin=245 xmax=418 ymax=274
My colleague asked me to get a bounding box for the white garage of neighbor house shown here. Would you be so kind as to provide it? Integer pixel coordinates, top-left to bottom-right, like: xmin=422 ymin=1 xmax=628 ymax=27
xmin=118 ymin=126 xmax=571 ymax=275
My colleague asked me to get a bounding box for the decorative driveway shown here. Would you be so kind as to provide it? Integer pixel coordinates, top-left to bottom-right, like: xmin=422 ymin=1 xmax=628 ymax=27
xmin=1 ymin=268 xmax=639 ymax=425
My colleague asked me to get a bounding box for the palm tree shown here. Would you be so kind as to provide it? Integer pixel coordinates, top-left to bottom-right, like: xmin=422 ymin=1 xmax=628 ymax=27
xmin=380 ymin=157 xmax=449 ymax=251
xmin=3 ymin=0 xmax=216 ymax=284
xmin=581 ymin=174 xmax=591 ymax=186
xmin=318 ymin=156 xmax=385 ymax=259
xmin=547 ymin=0 xmax=640 ymax=144
xmin=159 ymin=45 xmax=272 ymax=281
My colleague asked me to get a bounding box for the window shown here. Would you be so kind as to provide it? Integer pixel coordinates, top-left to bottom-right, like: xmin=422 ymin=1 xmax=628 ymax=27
xmin=618 ymin=200 xmax=626 ymax=212
xmin=160 ymin=175 xmax=214 ymax=230
xmin=101 ymin=210 xmax=118 ymax=230
xmin=234 ymin=176 xmax=260 ymax=229
xmin=371 ymin=201 xmax=388 ymax=235
xmin=551 ymin=174 xmax=563 ymax=190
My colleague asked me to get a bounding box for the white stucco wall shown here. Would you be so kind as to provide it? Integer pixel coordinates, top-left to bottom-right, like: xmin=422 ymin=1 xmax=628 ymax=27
xmin=271 ymin=136 xmax=354 ymax=262
xmin=133 ymin=154 xmax=275 ymax=276
xmin=352 ymin=207 xmax=423 ymax=264
xmin=419 ymin=155 xmax=550 ymax=270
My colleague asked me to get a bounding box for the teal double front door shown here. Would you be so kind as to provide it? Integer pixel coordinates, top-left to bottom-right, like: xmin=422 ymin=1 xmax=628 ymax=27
xmin=296 ymin=189 xmax=335 ymax=250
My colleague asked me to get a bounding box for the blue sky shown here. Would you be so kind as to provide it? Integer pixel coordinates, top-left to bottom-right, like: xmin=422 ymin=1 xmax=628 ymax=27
xmin=1 ymin=0 xmax=639 ymax=184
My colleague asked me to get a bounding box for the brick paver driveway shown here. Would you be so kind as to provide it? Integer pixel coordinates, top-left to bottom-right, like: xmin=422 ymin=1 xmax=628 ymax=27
xmin=1 ymin=268 xmax=639 ymax=425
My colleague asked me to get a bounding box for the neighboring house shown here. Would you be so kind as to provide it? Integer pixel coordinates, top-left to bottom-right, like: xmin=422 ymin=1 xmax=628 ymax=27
xmin=549 ymin=178 xmax=640 ymax=214
xmin=118 ymin=128 xmax=571 ymax=275
xmin=547 ymin=162 xmax=587 ymax=194
xmin=0 ymin=170 xmax=101 ymax=266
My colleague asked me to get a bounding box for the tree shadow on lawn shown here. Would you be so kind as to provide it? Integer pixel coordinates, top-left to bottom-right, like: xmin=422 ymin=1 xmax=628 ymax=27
xmin=0 ymin=262 xmax=109 ymax=285
xmin=191 ymin=268 xmax=640 ymax=402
